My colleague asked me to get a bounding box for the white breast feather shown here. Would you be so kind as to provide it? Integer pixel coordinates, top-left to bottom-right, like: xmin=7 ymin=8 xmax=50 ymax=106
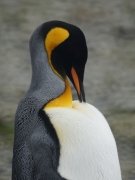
xmin=45 ymin=101 xmax=122 ymax=180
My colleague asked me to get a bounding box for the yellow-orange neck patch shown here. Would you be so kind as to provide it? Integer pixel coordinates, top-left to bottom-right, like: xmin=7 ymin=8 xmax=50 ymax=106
xmin=44 ymin=78 xmax=72 ymax=109
xmin=44 ymin=27 xmax=72 ymax=109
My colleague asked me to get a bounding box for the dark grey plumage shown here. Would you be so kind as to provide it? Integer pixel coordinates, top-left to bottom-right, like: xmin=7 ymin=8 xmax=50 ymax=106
xmin=12 ymin=22 xmax=66 ymax=180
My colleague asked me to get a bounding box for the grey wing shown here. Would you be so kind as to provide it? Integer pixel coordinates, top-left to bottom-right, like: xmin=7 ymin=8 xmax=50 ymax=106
xmin=12 ymin=143 xmax=33 ymax=179
xmin=12 ymin=107 xmax=67 ymax=180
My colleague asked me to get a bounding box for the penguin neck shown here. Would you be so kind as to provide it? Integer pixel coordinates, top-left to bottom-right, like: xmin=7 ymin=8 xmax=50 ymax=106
xmin=44 ymin=78 xmax=72 ymax=109
xmin=29 ymin=39 xmax=72 ymax=109
xmin=29 ymin=43 xmax=49 ymax=89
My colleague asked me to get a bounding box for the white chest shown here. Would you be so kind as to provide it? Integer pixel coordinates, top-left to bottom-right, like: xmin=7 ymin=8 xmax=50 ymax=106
xmin=45 ymin=101 xmax=121 ymax=180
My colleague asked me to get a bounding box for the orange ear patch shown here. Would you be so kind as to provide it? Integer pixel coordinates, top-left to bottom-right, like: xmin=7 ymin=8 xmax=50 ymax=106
xmin=45 ymin=27 xmax=69 ymax=59
xmin=45 ymin=27 xmax=69 ymax=80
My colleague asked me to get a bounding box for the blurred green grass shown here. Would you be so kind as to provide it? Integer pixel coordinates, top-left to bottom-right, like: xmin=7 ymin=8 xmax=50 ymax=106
xmin=0 ymin=121 xmax=14 ymax=145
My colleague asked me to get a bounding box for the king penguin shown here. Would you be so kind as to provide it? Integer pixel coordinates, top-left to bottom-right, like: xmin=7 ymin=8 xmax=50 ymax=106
xmin=12 ymin=20 xmax=122 ymax=180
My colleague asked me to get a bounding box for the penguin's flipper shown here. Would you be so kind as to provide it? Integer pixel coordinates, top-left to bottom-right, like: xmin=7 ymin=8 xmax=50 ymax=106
xmin=12 ymin=108 xmax=66 ymax=180
xmin=12 ymin=143 xmax=33 ymax=179
xmin=31 ymin=135 xmax=66 ymax=180
xmin=30 ymin=110 xmax=67 ymax=180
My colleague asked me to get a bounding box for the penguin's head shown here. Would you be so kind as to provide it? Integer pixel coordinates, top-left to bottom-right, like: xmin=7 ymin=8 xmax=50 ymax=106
xmin=29 ymin=21 xmax=88 ymax=108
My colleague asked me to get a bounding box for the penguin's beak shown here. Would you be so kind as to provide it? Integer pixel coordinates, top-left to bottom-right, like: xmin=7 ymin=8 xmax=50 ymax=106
xmin=71 ymin=67 xmax=86 ymax=102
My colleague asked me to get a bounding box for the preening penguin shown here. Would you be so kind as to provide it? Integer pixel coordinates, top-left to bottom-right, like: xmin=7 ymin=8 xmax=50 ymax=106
xmin=12 ymin=21 xmax=122 ymax=180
